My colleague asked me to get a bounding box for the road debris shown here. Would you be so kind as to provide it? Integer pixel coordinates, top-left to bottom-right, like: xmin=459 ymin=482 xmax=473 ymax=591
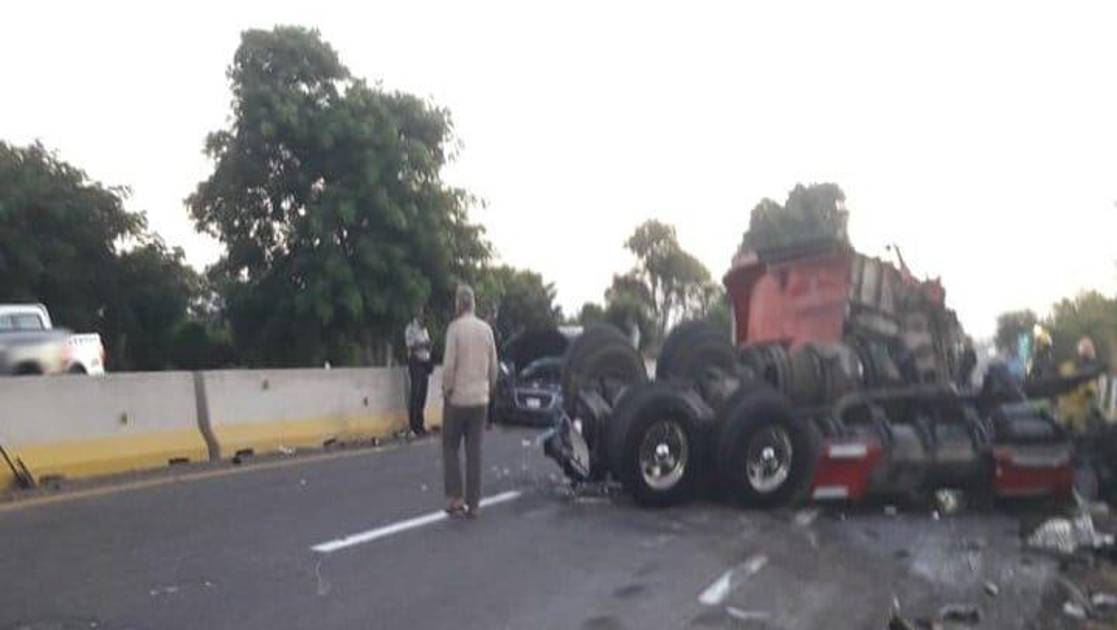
xmin=933 ymin=489 xmax=964 ymax=515
xmin=697 ymin=554 xmax=768 ymax=606
xmin=148 ymin=585 xmax=180 ymax=597
xmin=1091 ymin=592 xmax=1117 ymax=612
xmin=884 ymin=505 xmax=898 ymax=517
xmin=698 ymin=570 xmax=733 ymax=606
xmin=1028 ymin=512 xmax=1115 ymax=555
xmin=277 ymin=445 xmax=295 ymax=456
xmin=983 ymin=581 xmax=999 ymax=597
xmin=938 ymin=603 xmax=981 ymax=625
xmin=726 ymin=607 xmax=770 ymax=622
xmin=793 ymin=508 xmax=820 ymax=527
xmin=886 ymin=612 xmax=918 ymax=630
xmin=1063 ymin=601 xmax=1088 ymax=620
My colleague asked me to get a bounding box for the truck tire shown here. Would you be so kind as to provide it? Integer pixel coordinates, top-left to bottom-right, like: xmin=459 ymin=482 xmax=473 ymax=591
xmin=717 ymin=388 xmax=820 ymax=507
xmin=561 ymin=325 xmax=647 ymax=415
xmin=607 ymin=382 xmax=702 ymax=507
xmin=656 ymin=321 xmax=736 ymax=384
xmin=739 ymin=344 xmax=792 ymax=394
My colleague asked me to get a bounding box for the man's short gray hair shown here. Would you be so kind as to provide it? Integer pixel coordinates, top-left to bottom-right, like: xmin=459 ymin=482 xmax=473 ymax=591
xmin=456 ymin=284 xmax=475 ymax=315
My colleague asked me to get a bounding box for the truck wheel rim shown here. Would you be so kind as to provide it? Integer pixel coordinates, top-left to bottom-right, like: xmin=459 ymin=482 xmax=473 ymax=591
xmin=746 ymin=426 xmax=793 ymax=493
xmin=639 ymin=420 xmax=689 ymax=491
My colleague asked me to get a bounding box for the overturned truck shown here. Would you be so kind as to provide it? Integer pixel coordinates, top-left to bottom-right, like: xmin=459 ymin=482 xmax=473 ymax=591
xmin=545 ymin=240 xmax=1101 ymax=507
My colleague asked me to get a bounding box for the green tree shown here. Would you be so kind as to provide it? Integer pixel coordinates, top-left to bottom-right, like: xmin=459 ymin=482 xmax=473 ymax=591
xmin=603 ymin=273 xmax=656 ymax=351
xmin=576 ymin=302 xmax=606 ymax=326
xmin=108 ymin=240 xmax=200 ymax=370
xmin=623 ymin=220 xmax=711 ymax=338
xmin=0 ymin=141 xmax=196 ymax=370
xmin=994 ymin=309 xmax=1038 ymax=354
xmin=740 ymin=183 xmax=849 ymax=253
xmin=474 ymin=265 xmax=561 ymax=343
xmin=188 ymin=27 xmax=488 ymax=366
xmin=0 ymin=141 xmax=143 ymax=333
xmin=1045 ymin=292 xmax=1117 ymax=364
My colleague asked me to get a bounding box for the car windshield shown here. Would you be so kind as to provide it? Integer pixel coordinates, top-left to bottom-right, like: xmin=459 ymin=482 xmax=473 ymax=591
xmin=0 ymin=313 xmax=45 ymax=331
xmin=518 ymin=357 xmax=562 ymax=382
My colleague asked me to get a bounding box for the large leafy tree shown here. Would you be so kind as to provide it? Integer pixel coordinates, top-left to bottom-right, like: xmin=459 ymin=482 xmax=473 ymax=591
xmin=740 ymin=183 xmax=849 ymax=253
xmin=189 ymin=27 xmax=488 ymax=366
xmin=623 ymin=220 xmax=712 ymax=338
xmin=474 ymin=265 xmax=561 ymax=344
xmin=994 ymin=309 xmax=1038 ymax=354
xmin=1045 ymin=292 xmax=1117 ymax=364
xmin=0 ymin=141 xmax=143 ymax=333
xmin=0 ymin=141 xmax=196 ymax=370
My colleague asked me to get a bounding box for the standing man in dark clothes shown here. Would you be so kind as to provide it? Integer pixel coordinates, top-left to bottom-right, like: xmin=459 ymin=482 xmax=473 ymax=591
xmin=441 ymin=285 xmax=498 ymax=518
xmin=405 ymin=307 xmax=432 ymax=436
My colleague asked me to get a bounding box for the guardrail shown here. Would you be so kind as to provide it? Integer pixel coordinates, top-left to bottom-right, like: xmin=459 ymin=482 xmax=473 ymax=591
xmin=0 ymin=366 xmax=444 ymax=490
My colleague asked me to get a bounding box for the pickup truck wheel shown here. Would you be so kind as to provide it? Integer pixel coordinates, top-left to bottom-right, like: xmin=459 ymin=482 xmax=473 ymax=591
xmin=717 ymin=389 xmax=820 ymax=507
xmin=67 ymin=364 xmax=87 ymax=374
xmin=13 ymin=363 xmax=43 ymax=376
xmin=608 ymin=382 xmax=701 ymax=507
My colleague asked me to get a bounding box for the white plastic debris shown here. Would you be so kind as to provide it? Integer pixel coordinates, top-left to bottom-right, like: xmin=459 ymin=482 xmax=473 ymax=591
xmin=1092 ymin=592 xmax=1117 ymax=610
xmin=743 ymin=554 xmax=768 ymax=576
xmin=726 ymin=607 xmax=771 ymax=622
xmin=697 ymin=555 xmax=768 ymax=607
xmin=1028 ymin=513 xmax=1115 ymax=554
xmin=521 ymin=439 xmax=532 ymax=448
xmin=934 ymin=489 xmax=964 ymax=515
xmin=1063 ymin=601 xmax=1088 ymax=619
xmin=698 ymin=570 xmax=733 ymax=606
xmin=884 ymin=505 xmax=898 ymax=517
xmin=793 ymin=508 xmax=820 ymax=528
xmin=984 ymin=581 xmax=999 ymax=597
xmin=277 ymin=445 xmax=295 ymax=456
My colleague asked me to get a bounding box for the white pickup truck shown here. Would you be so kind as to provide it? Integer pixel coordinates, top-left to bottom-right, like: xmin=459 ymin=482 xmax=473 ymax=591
xmin=0 ymin=304 xmax=106 ymax=375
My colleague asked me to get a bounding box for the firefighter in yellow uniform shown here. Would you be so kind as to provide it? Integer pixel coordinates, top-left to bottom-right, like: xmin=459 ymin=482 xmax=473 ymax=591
xmin=1056 ymin=337 xmax=1102 ymax=434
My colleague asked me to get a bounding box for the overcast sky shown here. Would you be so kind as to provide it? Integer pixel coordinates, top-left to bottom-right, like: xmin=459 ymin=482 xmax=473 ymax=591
xmin=4 ymin=1 xmax=1115 ymax=338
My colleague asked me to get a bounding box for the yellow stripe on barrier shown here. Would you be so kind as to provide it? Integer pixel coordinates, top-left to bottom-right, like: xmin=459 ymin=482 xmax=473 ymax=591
xmin=8 ymin=428 xmax=209 ymax=482
xmin=211 ymin=412 xmax=409 ymax=457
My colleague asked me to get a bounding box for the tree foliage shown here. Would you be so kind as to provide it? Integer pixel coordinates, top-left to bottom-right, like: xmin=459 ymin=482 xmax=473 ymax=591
xmin=0 ymin=141 xmax=197 ymax=370
xmin=623 ymin=220 xmax=712 ymax=338
xmin=740 ymin=183 xmax=849 ymax=253
xmin=603 ymin=272 xmax=657 ymax=351
xmin=994 ymin=310 xmax=1038 ymax=354
xmin=474 ymin=265 xmax=560 ymax=344
xmin=188 ymin=26 xmax=488 ymax=366
xmin=1046 ymin=292 xmax=1117 ymax=364
xmin=576 ymin=302 xmax=606 ymax=326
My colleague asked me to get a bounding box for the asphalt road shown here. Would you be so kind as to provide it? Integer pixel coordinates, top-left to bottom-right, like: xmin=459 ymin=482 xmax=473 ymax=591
xmin=0 ymin=427 xmax=1082 ymax=629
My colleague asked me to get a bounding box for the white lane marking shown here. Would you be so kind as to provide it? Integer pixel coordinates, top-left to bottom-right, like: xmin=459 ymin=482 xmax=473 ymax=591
xmin=311 ymin=490 xmax=522 ymax=553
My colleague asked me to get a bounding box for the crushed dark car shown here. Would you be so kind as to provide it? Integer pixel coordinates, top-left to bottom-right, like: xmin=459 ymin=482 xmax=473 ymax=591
xmin=491 ymin=327 xmax=580 ymax=427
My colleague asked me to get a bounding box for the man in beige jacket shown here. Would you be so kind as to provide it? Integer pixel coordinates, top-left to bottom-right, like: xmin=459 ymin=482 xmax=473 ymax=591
xmin=441 ymin=284 xmax=498 ymax=517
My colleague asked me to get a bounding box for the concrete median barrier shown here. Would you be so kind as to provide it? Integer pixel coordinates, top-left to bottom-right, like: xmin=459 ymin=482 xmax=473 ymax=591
xmin=0 ymin=372 xmax=207 ymax=487
xmin=0 ymin=366 xmax=446 ymax=491
xmin=202 ymin=367 xmax=443 ymax=459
